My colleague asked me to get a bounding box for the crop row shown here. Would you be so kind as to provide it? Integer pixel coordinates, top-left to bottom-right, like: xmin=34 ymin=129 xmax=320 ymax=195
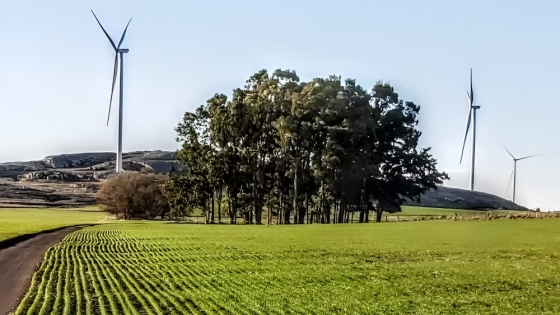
xmin=15 ymin=228 xmax=362 ymax=314
xmin=14 ymin=221 xmax=560 ymax=314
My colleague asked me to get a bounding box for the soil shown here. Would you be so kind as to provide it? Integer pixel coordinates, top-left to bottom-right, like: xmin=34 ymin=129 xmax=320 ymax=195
xmin=0 ymin=226 xmax=85 ymax=315
xmin=0 ymin=178 xmax=97 ymax=208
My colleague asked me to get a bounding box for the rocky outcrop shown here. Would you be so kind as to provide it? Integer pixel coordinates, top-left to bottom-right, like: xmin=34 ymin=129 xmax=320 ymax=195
xmin=41 ymin=153 xmax=115 ymax=169
xmin=0 ymin=150 xmax=182 ymax=181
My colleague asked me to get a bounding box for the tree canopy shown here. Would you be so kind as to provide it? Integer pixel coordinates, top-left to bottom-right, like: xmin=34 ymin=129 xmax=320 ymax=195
xmin=163 ymin=69 xmax=448 ymax=224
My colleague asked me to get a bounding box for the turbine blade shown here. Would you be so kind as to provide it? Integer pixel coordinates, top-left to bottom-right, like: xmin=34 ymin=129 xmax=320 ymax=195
xmin=107 ymin=53 xmax=118 ymax=126
xmin=459 ymin=109 xmax=472 ymax=164
xmin=117 ymin=18 xmax=132 ymax=49
xmin=470 ymin=68 xmax=474 ymax=106
xmin=517 ymin=154 xmax=543 ymax=161
xmin=466 ymin=90 xmax=472 ymax=107
xmin=505 ymin=169 xmax=513 ymax=199
xmin=91 ymin=10 xmax=117 ymax=51
xmin=498 ymin=140 xmax=515 ymax=159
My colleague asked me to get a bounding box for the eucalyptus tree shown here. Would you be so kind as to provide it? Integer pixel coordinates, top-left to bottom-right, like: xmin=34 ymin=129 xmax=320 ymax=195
xmin=367 ymin=82 xmax=449 ymax=221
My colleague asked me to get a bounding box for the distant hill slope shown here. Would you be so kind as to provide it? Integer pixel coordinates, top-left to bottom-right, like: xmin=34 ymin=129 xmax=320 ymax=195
xmin=405 ymin=186 xmax=526 ymax=211
xmin=0 ymin=152 xmax=525 ymax=210
xmin=0 ymin=151 xmax=180 ymax=207
xmin=0 ymin=150 xmax=181 ymax=181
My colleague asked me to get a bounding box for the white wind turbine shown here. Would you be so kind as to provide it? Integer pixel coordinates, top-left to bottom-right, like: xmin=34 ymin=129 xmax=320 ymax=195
xmin=459 ymin=69 xmax=481 ymax=191
xmin=91 ymin=11 xmax=132 ymax=173
xmin=500 ymin=142 xmax=542 ymax=204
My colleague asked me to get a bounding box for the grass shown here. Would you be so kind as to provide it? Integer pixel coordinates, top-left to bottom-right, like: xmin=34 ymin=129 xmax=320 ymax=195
xmin=15 ymin=218 xmax=560 ymax=314
xmin=397 ymin=206 xmax=525 ymax=217
xmin=187 ymin=205 xmax=523 ymax=223
xmin=0 ymin=207 xmax=112 ymax=242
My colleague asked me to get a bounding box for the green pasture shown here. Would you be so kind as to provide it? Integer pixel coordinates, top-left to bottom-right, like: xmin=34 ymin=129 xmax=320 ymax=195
xmin=395 ymin=206 xmax=525 ymax=217
xmin=184 ymin=205 xmax=524 ymax=223
xmin=15 ymin=218 xmax=560 ymax=314
xmin=0 ymin=207 xmax=111 ymax=242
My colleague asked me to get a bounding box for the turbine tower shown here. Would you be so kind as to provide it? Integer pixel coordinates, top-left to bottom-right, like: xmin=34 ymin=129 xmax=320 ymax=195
xmin=91 ymin=11 xmax=132 ymax=173
xmin=459 ymin=69 xmax=481 ymax=191
xmin=500 ymin=142 xmax=542 ymax=204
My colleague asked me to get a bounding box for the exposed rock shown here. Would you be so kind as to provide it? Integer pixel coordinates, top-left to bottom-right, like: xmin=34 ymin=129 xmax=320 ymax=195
xmin=41 ymin=152 xmax=115 ymax=169
xmin=0 ymin=150 xmax=180 ymax=181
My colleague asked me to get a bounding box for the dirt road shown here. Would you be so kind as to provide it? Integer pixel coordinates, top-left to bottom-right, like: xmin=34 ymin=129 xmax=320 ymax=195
xmin=0 ymin=226 xmax=84 ymax=314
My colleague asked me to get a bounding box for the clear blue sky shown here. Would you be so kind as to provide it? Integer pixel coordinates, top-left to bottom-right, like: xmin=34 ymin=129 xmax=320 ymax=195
xmin=1 ymin=0 xmax=559 ymax=209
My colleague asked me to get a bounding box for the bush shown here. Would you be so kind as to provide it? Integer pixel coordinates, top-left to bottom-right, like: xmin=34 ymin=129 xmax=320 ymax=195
xmin=96 ymin=172 xmax=170 ymax=219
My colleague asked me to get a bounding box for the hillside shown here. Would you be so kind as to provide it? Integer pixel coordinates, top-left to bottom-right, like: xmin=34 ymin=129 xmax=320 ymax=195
xmin=0 ymin=151 xmax=180 ymax=207
xmin=0 ymin=151 xmax=525 ymax=210
xmin=407 ymin=186 xmax=526 ymax=211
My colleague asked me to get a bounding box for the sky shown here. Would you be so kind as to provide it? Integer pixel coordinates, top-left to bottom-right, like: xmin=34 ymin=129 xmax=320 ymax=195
xmin=1 ymin=0 xmax=559 ymax=209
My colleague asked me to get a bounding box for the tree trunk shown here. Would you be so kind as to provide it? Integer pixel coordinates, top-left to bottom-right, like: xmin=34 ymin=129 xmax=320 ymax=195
xmin=338 ymin=197 xmax=346 ymax=223
xmin=332 ymin=199 xmax=337 ymax=224
xmin=298 ymin=204 xmax=305 ymax=224
xmin=276 ymin=196 xmax=284 ymax=225
xmin=376 ymin=207 xmax=383 ymax=222
xmin=255 ymin=158 xmax=264 ymax=224
xmin=359 ymin=177 xmax=366 ymax=223
xmin=217 ymin=186 xmax=222 ymax=223
xmin=306 ymin=193 xmax=310 ymax=224
xmin=268 ymin=202 xmax=272 ymax=225
xmin=292 ymin=159 xmax=298 ymax=225
xmin=279 ymin=194 xmax=283 ymax=225
xmin=211 ymin=188 xmax=215 ymax=223
xmin=227 ymin=187 xmax=235 ymax=224
xmin=205 ymin=198 xmax=210 ymax=224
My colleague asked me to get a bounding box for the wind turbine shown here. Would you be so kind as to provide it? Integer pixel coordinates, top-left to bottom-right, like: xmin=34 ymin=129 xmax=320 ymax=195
xmin=459 ymin=68 xmax=481 ymax=191
xmin=500 ymin=142 xmax=542 ymax=204
xmin=91 ymin=11 xmax=132 ymax=173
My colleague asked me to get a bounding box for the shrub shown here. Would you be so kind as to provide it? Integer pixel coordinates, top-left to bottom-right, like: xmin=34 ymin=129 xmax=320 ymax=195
xmin=96 ymin=172 xmax=170 ymax=219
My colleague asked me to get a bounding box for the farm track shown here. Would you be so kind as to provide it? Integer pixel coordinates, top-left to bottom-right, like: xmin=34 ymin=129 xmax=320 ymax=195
xmin=0 ymin=226 xmax=85 ymax=315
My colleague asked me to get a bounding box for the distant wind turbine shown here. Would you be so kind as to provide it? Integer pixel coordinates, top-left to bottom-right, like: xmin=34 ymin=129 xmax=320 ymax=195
xmin=91 ymin=10 xmax=132 ymax=173
xmin=459 ymin=68 xmax=481 ymax=191
xmin=500 ymin=141 xmax=542 ymax=204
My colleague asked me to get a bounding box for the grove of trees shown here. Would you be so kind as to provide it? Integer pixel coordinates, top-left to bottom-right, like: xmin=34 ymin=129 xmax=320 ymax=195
xmin=163 ymin=69 xmax=448 ymax=224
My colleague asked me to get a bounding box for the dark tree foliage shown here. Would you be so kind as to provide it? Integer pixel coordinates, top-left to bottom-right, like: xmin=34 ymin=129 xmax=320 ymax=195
xmin=164 ymin=70 xmax=449 ymax=224
xmin=97 ymin=172 xmax=170 ymax=219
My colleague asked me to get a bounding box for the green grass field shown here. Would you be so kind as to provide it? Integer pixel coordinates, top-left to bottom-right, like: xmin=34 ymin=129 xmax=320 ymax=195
xmin=396 ymin=206 xmax=525 ymax=217
xmin=186 ymin=206 xmax=524 ymax=223
xmin=0 ymin=207 xmax=112 ymax=242
xmin=15 ymin=219 xmax=560 ymax=314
